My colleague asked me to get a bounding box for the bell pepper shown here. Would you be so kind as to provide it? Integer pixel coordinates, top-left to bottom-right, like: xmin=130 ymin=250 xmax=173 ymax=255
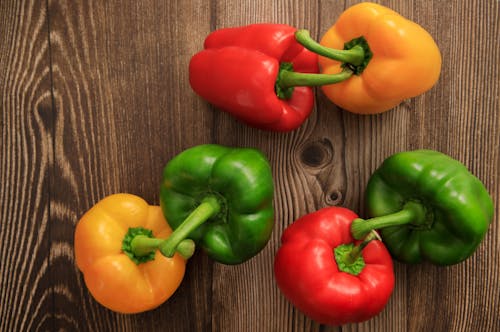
xmin=316 ymin=2 xmax=442 ymax=114
xmin=74 ymin=194 xmax=187 ymax=314
xmin=351 ymin=150 xmax=494 ymax=265
xmin=189 ymin=24 xmax=321 ymax=131
xmin=274 ymin=207 xmax=394 ymax=326
xmin=159 ymin=144 xmax=275 ymax=264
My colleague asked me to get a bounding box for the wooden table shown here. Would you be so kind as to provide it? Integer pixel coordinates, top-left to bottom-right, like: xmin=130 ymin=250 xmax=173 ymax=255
xmin=1 ymin=1 xmax=498 ymax=331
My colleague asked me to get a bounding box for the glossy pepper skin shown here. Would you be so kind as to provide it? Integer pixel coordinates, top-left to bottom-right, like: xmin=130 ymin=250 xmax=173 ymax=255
xmin=319 ymin=2 xmax=442 ymax=114
xmin=74 ymin=194 xmax=186 ymax=314
xmin=274 ymin=207 xmax=394 ymax=326
xmin=189 ymin=24 xmax=319 ymax=131
xmin=352 ymin=150 xmax=494 ymax=265
xmin=160 ymin=144 xmax=274 ymax=264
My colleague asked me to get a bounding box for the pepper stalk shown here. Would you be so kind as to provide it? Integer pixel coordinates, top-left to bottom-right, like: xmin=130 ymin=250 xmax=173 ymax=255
xmin=334 ymin=231 xmax=382 ymax=276
xmin=350 ymin=201 xmax=429 ymax=240
xmin=276 ymin=29 xmax=373 ymax=99
xmin=122 ymin=196 xmax=221 ymax=263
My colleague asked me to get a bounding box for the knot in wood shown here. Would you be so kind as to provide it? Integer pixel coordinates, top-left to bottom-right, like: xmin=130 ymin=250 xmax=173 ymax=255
xmin=298 ymin=138 xmax=333 ymax=169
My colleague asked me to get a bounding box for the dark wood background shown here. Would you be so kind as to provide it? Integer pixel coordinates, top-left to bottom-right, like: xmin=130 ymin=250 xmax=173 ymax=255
xmin=1 ymin=0 xmax=499 ymax=331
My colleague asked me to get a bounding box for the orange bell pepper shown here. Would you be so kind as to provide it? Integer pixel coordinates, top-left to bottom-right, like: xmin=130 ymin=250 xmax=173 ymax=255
xmin=318 ymin=2 xmax=442 ymax=114
xmin=74 ymin=194 xmax=186 ymax=314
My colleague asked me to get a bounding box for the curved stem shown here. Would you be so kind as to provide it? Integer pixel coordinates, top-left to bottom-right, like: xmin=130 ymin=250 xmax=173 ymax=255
xmin=279 ymin=68 xmax=353 ymax=88
xmin=159 ymin=196 xmax=220 ymax=257
xmin=129 ymin=196 xmax=220 ymax=260
xmin=351 ymin=201 xmax=427 ymax=240
xmin=334 ymin=231 xmax=381 ymax=276
xmin=295 ymin=29 xmax=365 ymax=65
xmin=347 ymin=231 xmax=381 ymax=263
xmin=275 ymin=30 xmax=372 ymax=96
xmin=130 ymin=236 xmax=196 ymax=260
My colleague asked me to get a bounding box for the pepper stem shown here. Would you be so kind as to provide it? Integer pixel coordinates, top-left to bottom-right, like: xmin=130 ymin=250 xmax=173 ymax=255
xmin=130 ymin=236 xmax=163 ymax=257
xmin=126 ymin=196 xmax=221 ymax=263
xmin=159 ymin=196 xmax=220 ymax=257
xmin=275 ymin=30 xmax=373 ymax=99
xmin=334 ymin=231 xmax=381 ymax=276
xmin=129 ymin=235 xmax=196 ymax=260
xmin=347 ymin=231 xmax=381 ymax=263
xmin=295 ymin=29 xmax=365 ymax=66
xmin=278 ymin=67 xmax=353 ymax=89
xmin=351 ymin=201 xmax=428 ymax=240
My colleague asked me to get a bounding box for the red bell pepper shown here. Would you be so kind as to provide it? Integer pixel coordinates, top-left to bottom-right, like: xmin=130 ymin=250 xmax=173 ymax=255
xmin=274 ymin=207 xmax=394 ymax=326
xmin=189 ymin=24 xmax=322 ymax=132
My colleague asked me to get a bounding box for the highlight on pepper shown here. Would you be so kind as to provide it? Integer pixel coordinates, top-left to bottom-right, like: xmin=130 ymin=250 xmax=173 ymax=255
xmin=74 ymin=193 xmax=187 ymax=314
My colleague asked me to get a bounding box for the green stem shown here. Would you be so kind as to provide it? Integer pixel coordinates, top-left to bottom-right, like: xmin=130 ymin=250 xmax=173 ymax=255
xmin=334 ymin=231 xmax=381 ymax=276
xmin=275 ymin=30 xmax=372 ymax=99
xmin=351 ymin=201 xmax=427 ymax=240
xmin=128 ymin=196 xmax=220 ymax=261
xmin=346 ymin=231 xmax=381 ymax=263
xmin=130 ymin=236 xmax=163 ymax=257
xmin=159 ymin=196 xmax=220 ymax=257
xmin=295 ymin=29 xmax=365 ymax=65
xmin=279 ymin=68 xmax=353 ymax=88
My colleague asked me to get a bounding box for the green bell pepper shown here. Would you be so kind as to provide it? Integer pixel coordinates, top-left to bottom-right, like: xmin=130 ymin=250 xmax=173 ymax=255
xmin=351 ymin=150 xmax=494 ymax=265
xmin=159 ymin=144 xmax=274 ymax=265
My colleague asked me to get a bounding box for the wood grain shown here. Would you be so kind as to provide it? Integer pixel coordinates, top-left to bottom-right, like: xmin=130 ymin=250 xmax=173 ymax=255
xmin=46 ymin=0 xmax=214 ymax=331
xmin=0 ymin=0 xmax=53 ymax=331
xmin=0 ymin=0 xmax=499 ymax=331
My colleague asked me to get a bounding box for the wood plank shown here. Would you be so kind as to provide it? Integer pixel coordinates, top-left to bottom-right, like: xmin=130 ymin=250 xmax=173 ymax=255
xmin=46 ymin=0 xmax=213 ymax=330
xmin=0 ymin=0 xmax=53 ymax=331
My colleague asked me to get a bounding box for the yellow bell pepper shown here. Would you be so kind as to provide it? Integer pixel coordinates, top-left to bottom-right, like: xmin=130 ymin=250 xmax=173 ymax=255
xmin=318 ymin=2 xmax=442 ymax=114
xmin=74 ymin=194 xmax=186 ymax=314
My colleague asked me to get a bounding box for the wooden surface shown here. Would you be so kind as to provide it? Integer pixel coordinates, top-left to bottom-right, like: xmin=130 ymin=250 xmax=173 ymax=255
xmin=1 ymin=0 xmax=499 ymax=331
